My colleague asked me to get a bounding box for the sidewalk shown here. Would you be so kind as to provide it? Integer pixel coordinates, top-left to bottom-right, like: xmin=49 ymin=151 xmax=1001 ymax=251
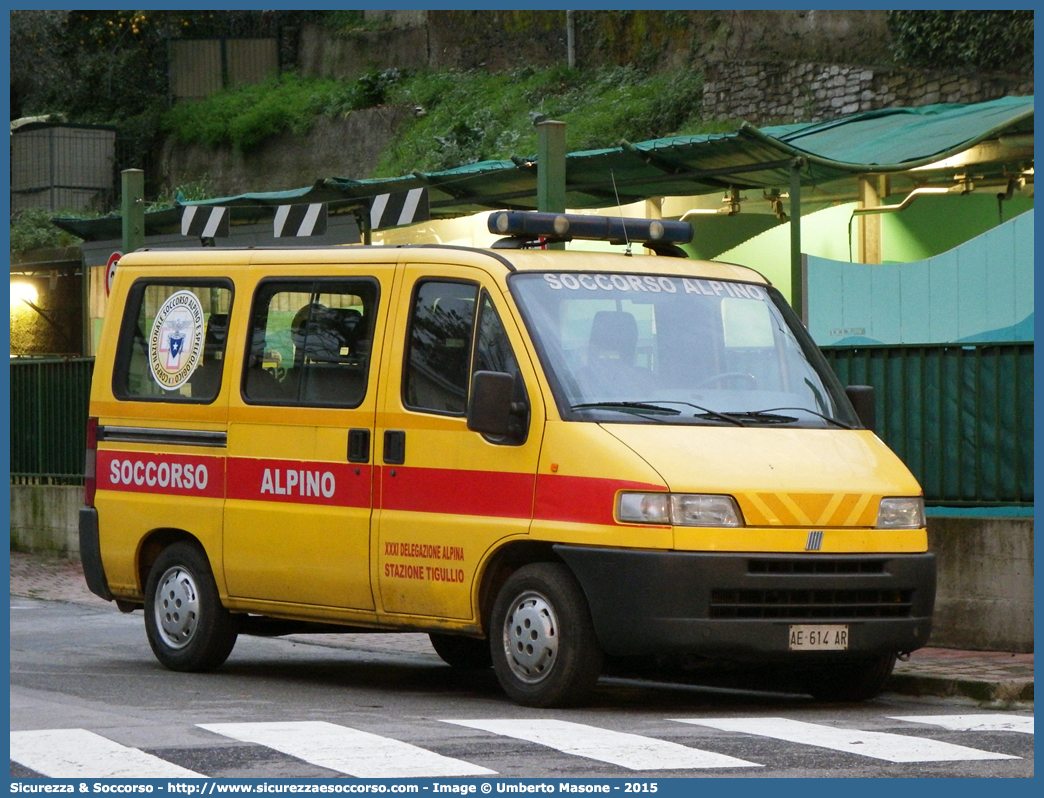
xmin=9 ymin=550 xmax=1032 ymax=705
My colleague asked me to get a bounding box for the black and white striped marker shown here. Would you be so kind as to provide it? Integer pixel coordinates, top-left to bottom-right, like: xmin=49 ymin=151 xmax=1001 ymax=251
xmin=181 ymin=206 xmax=229 ymax=239
xmin=273 ymin=203 xmax=328 ymax=238
xmin=369 ymin=188 xmax=429 ymax=231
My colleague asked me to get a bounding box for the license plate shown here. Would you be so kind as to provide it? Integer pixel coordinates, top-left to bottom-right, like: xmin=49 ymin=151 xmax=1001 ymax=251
xmin=789 ymin=624 xmax=849 ymax=651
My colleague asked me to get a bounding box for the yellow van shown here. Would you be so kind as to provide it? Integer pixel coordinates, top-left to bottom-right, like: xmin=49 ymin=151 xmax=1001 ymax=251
xmin=81 ymin=211 xmax=934 ymax=707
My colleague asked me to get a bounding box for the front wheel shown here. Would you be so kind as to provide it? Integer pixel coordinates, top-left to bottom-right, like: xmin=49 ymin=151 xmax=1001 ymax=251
xmin=805 ymin=653 xmax=897 ymax=702
xmin=490 ymin=563 xmax=603 ymax=707
xmin=144 ymin=542 xmax=238 ymax=672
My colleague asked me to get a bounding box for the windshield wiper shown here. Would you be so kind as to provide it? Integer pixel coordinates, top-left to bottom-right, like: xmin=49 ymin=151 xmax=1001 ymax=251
xmin=570 ymin=401 xmax=681 ymax=416
xmin=629 ymin=400 xmax=748 ymax=427
xmin=734 ymin=407 xmax=854 ymax=429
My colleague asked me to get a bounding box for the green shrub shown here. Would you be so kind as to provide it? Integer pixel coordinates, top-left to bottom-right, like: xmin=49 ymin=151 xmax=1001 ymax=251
xmin=888 ymin=11 xmax=1033 ymax=75
xmin=10 ymin=209 xmax=83 ymax=254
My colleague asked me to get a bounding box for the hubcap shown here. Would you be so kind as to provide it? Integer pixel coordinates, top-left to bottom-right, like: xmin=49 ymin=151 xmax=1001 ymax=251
xmin=154 ymin=566 xmax=200 ymax=649
xmin=502 ymin=590 xmax=558 ymax=683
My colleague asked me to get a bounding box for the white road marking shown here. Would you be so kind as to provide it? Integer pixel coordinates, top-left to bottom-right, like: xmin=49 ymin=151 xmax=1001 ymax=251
xmin=673 ymin=717 xmax=1020 ymax=763
xmin=198 ymin=721 xmax=495 ymax=778
xmin=10 ymin=728 xmax=205 ymax=778
xmin=890 ymin=714 xmax=1034 ymax=734
xmin=442 ymin=718 xmax=759 ymax=770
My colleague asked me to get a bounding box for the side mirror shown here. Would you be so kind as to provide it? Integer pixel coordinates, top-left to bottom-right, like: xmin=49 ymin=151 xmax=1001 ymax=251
xmin=467 ymin=371 xmax=516 ymax=437
xmin=845 ymin=385 xmax=876 ymax=432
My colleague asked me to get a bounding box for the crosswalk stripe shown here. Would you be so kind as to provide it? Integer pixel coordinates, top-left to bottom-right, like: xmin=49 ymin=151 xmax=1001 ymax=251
xmin=9 ymin=729 xmax=205 ymax=778
xmin=197 ymin=721 xmax=496 ymax=778
xmin=442 ymin=719 xmax=759 ymax=771
xmin=890 ymin=715 xmax=1034 ymax=734
xmin=672 ymin=717 xmax=1020 ymax=763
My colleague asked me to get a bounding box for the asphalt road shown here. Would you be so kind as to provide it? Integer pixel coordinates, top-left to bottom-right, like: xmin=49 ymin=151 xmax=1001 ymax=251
xmin=10 ymin=598 xmax=1034 ymax=780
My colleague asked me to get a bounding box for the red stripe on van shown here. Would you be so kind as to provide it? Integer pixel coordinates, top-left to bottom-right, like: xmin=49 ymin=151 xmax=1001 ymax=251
xmin=227 ymin=458 xmax=372 ymax=508
xmin=534 ymin=474 xmax=666 ymax=526
xmin=379 ymin=466 xmax=535 ymax=518
xmin=97 ymin=450 xmax=224 ymax=499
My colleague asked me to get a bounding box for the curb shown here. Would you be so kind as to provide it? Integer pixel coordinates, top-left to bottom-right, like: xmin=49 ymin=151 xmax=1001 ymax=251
xmin=888 ymin=673 xmax=1034 ymax=703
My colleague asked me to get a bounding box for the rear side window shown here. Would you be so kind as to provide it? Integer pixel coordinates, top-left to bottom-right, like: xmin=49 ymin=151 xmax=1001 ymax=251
xmin=242 ymin=278 xmax=379 ymax=407
xmin=113 ymin=280 xmax=233 ymax=403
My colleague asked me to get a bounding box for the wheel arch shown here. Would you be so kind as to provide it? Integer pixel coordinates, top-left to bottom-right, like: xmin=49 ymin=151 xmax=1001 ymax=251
xmin=476 ymin=540 xmax=563 ymax=636
xmin=137 ymin=527 xmax=209 ymax=595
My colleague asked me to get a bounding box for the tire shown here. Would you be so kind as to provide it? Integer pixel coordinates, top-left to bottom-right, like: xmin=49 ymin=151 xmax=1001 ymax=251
xmin=490 ymin=563 xmax=603 ymax=708
xmin=144 ymin=542 xmax=238 ymax=672
xmin=805 ymin=653 xmax=897 ymax=702
xmin=429 ymin=633 xmax=493 ymax=669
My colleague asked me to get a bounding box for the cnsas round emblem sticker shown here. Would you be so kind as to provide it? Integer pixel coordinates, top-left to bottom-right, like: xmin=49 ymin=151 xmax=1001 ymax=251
xmin=148 ymin=290 xmax=205 ymax=390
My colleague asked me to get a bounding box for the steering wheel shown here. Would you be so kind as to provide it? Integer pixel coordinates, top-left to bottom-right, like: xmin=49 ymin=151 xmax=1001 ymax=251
xmin=696 ymin=371 xmax=758 ymax=389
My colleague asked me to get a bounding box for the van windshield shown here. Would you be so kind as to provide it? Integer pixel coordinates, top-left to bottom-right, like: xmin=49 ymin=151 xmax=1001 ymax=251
xmin=509 ymin=272 xmax=859 ymax=428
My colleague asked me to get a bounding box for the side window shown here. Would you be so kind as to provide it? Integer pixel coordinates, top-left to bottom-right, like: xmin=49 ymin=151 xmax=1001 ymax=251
xmin=403 ymin=280 xmax=478 ymax=415
xmin=113 ymin=280 xmax=233 ymax=403
xmin=243 ymin=279 xmax=378 ymax=407
xmin=474 ymin=291 xmax=520 ymax=377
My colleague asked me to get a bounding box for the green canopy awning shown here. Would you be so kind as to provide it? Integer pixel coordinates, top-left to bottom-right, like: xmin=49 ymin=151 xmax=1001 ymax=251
xmin=54 ymin=95 xmax=1033 ymax=241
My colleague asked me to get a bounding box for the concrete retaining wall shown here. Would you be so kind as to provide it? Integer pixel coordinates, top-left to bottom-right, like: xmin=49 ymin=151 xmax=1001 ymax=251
xmin=10 ymin=484 xmax=83 ymax=558
xmin=927 ymin=516 xmax=1034 ymax=653
xmin=9 ymin=485 xmax=1033 ymax=652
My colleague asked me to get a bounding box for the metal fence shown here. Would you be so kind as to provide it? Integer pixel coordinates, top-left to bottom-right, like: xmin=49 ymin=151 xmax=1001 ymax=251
xmin=9 ymin=345 xmax=1034 ymax=506
xmin=10 ymin=125 xmax=117 ymax=213
xmin=169 ymin=38 xmax=279 ymax=102
xmin=10 ymin=358 xmax=94 ymax=485
xmin=824 ymin=342 xmax=1034 ymax=507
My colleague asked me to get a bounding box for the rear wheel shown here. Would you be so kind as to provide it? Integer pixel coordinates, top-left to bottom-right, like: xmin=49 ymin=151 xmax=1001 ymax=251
xmin=429 ymin=633 xmax=492 ymax=669
xmin=805 ymin=653 xmax=897 ymax=702
xmin=490 ymin=563 xmax=603 ymax=707
xmin=144 ymin=542 xmax=238 ymax=672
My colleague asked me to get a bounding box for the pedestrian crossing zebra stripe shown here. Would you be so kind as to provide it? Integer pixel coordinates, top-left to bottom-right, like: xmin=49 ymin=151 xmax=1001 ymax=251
xmin=181 ymin=206 xmax=229 ymax=239
xmin=369 ymin=188 xmax=429 ymax=231
xmin=672 ymin=717 xmax=1021 ymax=763
xmin=197 ymin=720 xmax=495 ymax=778
xmin=442 ymin=719 xmax=759 ymax=770
xmin=9 ymin=728 xmax=205 ymax=779
xmin=273 ymin=203 xmax=328 ymax=237
xmin=10 ymin=716 xmax=1028 ymax=778
xmin=889 ymin=715 xmax=1035 ymax=734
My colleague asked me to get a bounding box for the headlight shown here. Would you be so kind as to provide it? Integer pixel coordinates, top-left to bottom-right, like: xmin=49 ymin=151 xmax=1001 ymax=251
xmin=876 ymin=497 xmax=925 ymax=529
xmin=617 ymin=492 xmax=743 ymax=527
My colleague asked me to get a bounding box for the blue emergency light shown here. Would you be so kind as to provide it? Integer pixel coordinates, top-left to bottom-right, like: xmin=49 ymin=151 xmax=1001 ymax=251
xmin=488 ymin=211 xmax=693 ymax=248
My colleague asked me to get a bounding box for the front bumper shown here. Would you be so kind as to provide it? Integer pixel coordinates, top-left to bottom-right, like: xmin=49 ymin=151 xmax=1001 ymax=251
xmin=554 ymin=545 xmax=935 ymax=659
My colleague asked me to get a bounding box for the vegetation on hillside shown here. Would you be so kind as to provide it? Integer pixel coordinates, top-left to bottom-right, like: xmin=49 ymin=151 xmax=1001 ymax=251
xmin=161 ymin=64 xmax=725 ymax=172
xmin=378 ymin=65 xmax=724 ymax=174
xmin=888 ymin=10 xmax=1033 ymax=75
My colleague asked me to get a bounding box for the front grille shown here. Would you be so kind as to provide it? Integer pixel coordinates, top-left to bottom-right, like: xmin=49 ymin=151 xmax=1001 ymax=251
xmin=710 ymin=588 xmax=914 ymax=619
xmin=748 ymin=558 xmax=886 ymax=575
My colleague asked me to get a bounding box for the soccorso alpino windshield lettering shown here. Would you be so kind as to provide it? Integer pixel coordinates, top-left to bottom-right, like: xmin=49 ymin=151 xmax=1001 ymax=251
xmin=541 ymin=273 xmax=765 ymax=300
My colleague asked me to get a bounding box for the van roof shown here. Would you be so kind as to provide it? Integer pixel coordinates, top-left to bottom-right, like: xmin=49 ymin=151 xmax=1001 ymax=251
xmin=117 ymin=244 xmax=770 ymax=285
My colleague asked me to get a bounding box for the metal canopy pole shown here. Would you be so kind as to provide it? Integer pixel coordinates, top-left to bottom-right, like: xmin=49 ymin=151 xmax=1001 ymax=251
xmin=121 ymin=169 xmax=145 ymax=254
xmin=789 ymin=157 xmax=805 ymax=324
xmin=536 ymin=119 xmax=567 ymax=250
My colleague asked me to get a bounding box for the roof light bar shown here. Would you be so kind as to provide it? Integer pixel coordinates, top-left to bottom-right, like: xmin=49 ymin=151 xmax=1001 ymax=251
xmin=488 ymin=211 xmax=693 ymax=246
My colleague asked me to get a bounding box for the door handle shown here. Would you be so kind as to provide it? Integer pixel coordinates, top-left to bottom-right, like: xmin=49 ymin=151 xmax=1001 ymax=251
xmin=383 ymin=430 xmax=406 ymax=465
xmin=347 ymin=428 xmax=370 ymax=463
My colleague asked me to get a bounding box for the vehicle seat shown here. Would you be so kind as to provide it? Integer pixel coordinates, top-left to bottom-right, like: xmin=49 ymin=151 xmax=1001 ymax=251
xmin=579 ymin=310 xmax=657 ymax=399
